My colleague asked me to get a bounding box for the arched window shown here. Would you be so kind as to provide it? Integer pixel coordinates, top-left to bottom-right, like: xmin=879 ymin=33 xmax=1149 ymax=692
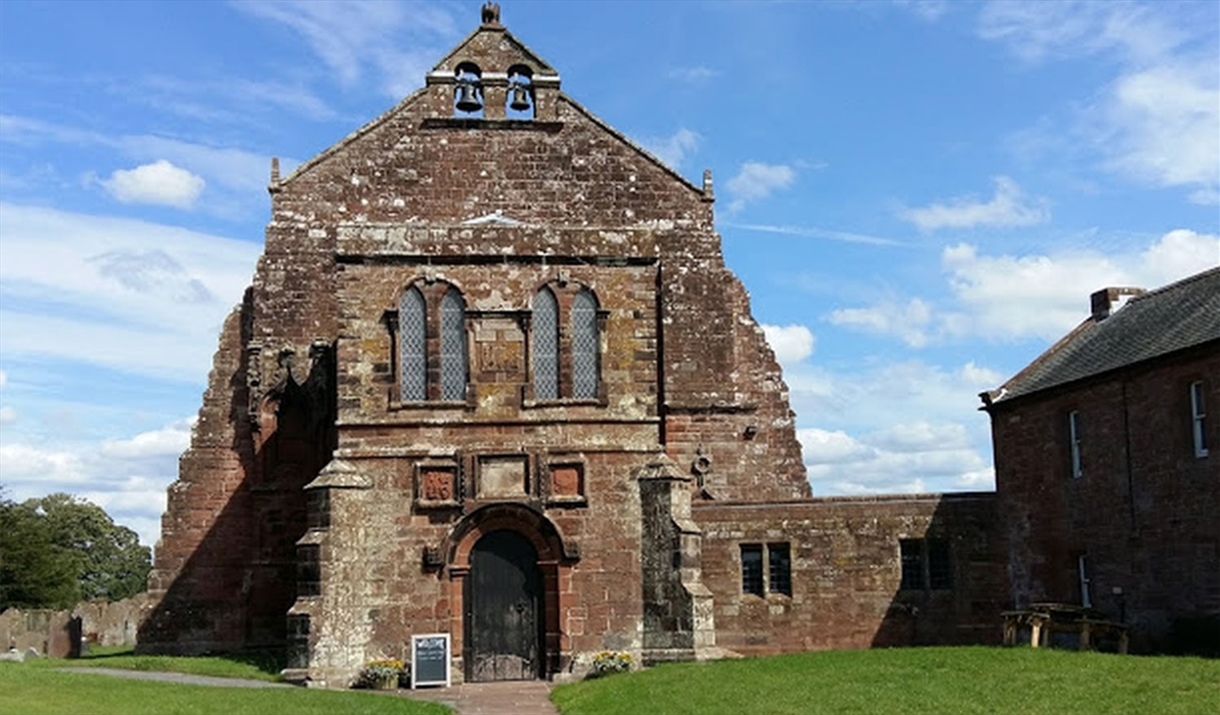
xmin=571 ymin=289 xmax=599 ymax=399
xmin=440 ymin=288 xmax=468 ymax=401
xmin=399 ymin=286 xmax=426 ymax=401
xmin=532 ymin=288 xmax=559 ymax=400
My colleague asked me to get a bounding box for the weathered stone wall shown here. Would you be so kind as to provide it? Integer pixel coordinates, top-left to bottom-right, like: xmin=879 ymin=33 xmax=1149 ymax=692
xmin=2 ymin=594 xmax=152 ymax=656
xmin=693 ymin=494 xmax=1007 ymax=657
xmin=988 ymin=342 xmax=1220 ymax=652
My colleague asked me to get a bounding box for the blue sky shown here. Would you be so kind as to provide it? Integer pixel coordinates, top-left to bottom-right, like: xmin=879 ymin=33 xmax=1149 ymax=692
xmin=1 ymin=1 xmax=1217 ymax=548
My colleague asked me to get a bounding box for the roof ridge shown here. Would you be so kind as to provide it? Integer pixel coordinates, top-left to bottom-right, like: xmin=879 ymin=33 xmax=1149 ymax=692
xmin=1128 ymin=263 xmax=1220 ymax=304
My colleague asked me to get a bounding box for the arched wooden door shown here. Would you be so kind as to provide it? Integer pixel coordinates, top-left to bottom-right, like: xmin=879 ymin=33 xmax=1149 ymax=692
xmin=464 ymin=529 xmax=544 ymax=681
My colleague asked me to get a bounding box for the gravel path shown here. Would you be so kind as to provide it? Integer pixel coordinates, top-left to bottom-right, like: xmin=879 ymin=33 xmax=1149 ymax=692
xmin=58 ymin=667 xmax=291 ymax=689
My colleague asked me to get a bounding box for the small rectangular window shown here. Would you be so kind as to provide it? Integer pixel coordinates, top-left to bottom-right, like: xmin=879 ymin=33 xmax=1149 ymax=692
xmin=899 ymin=539 xmax=923 ymax=590
xmin=1068 ymin=410 xmax=1083 ymax=478
xmin=296 ymin=545 xmax=321 ymax=598
xmin=1191 ymin=381 xmax=1209 ymax=458
xmin=286 ymin=614 xmax=310 ymax=669
xmin=741 ymin=544 xmax=764 ymax=597
xmin=768 ymin=543 xmax=792 ymax=596
xmin=927 ymin=540 xmax=953 ymax=590
xmin=1077 ymin=554 xmax=1092 ymax=609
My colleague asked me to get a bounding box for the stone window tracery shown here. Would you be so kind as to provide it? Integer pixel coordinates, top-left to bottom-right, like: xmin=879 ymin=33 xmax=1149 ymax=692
xmin=394 ymin=281 xmax=469 ymax=404
xmin=532 ymin=288 xmax=559 ymax=400
xmin=530 ymin=283 xmax=602 ymax=403
xmin=400 ymin=286 xmax=427 ymax=401
xmin=571 ymin=289 xmax=599 ymax=399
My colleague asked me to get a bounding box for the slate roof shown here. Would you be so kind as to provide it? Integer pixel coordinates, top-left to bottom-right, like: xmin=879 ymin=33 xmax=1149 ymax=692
xmin=988 ymin=266 xmax=1220 ymax=404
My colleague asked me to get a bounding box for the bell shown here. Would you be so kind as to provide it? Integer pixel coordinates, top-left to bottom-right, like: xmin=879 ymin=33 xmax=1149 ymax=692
xmin=509 ymin=84 xmax=531 ymax=112
xmin=455 ymin=82 xmax=482 ymax=113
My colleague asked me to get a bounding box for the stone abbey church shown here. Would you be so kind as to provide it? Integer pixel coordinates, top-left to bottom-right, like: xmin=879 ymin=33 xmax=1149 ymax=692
xmin=139 ymin=5 xmax=1010 ymax=686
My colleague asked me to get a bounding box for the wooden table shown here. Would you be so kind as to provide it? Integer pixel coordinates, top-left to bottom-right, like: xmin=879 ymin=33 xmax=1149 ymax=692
xmin=1002 ymin=603 xmax=1128 ymax=654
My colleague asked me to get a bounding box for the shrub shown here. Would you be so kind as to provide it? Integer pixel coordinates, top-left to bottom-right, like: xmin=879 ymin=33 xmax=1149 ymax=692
xmin=588 ymin=650 xmax=634 ymax=679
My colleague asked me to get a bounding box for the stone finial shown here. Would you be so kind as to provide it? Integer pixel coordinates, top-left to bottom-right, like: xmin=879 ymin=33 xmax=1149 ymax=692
xmin=269 ymin=157 xmax=282 ymax=193
xmin=481 ymin=2 xmax=501 ymax=25
xmin=702 ymin=169 xmax=713 ymax=198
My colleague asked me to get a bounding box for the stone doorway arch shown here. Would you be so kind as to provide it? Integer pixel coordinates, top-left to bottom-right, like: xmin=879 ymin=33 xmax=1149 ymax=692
xmin=446 ymin=503 xmax=578 ymax=681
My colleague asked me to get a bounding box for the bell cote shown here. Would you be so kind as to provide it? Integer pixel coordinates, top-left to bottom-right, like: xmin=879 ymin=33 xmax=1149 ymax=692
xmin=424 ymin=3 xmax=562 ymax=122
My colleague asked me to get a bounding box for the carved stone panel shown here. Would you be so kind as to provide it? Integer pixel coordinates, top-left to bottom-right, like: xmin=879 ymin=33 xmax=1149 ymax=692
xmin=473 ymin=317 xmax=525 ymax=377
xmin=415 ymin=460 xmax=460 ymax=509
xmin=477 ymin=455 xmax=529 ymax=499
xmin=546 ymin=460 xmax=586 ymax=506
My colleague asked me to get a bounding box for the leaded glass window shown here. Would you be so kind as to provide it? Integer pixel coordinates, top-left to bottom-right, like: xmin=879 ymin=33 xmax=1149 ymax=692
xmin=571 ymin=289 xmax=598 ymax=399
xmin=533 ymin=288 xmax=559 ymax=400
xmin=399 ymin=286 xmax=426 ymax=401
xmin=741 ymin=544 xmax=764 ymax=597
xmin=899 ymin=539 xmax=923 ymax=590
xmin=768 ymin=543 xmax=792 ymax=596
xmin=928 ymin=539 xmax=953 ymax=590
xmin=440 ymin=288 xmax=467 ymax=401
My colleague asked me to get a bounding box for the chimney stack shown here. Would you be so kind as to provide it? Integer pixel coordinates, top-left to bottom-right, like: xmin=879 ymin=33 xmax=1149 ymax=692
xmin=1090 ymin=286 xmax=1145 ymax=321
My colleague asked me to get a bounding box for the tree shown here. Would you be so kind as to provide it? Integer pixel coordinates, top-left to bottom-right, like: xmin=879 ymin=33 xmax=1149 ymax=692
xmin=0 ymin=494 xmax=78 ymax=609
xmin=0 ymin=492 xmax=152 ymax=611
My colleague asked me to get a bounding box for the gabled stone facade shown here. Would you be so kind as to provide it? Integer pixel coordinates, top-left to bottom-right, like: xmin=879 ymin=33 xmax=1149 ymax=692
xmin=142 ymin=5 xmax=1005 ymax=685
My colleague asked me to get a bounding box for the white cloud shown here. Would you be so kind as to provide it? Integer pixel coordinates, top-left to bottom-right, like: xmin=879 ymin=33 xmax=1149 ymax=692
xmin=101 ymin=160 xmax=206 ymax=208
xmin=782 ymin=356 xmax=1001 ymax=494
xmin=797 ymin=428 xmax=873 ymax=464
xmin=724 ymin=222 xmax=905 ymax=247
xmin=0 ymin=443 xmax=90 ymax=485
xmin=0 ymin=203 xmax=260 ymax=382
xmin=639 ymin=128 xmax=701 ymax=170
xmin=894 ymin=0 xmax=950 ymax=23
xmin=725 ymin=161 xmax=797 ymax=212
xmin=1100 ymin=62 xmax=1219 ymax=198
xmin=828 ymin=229 xmax=1217 ymax=346
xmin=235 ymin=0 xmax=457 ymax=98
xmin=942 ymin=228 xmax=1219 ymax=340
xmin=898 ymin=176 xmax=1051 ymax=231
xmin=828 ymin=298 xmax=934 ymax=348
xmin=0 ymin=407 xmax=15 ymax=425
xmin=0 ymin=369 xmax=6 ymax=389
xmin=0 ymin=417 xmax=190 ymax=547
xmin=976 ymin=1 xmax=1187 ymax=64
xmin=0 ymin=114 xmax=284 ymax=204
xmin=979 ymin=3 xmax=1218 ymax=203
xmin=667 ymin=66 xmax=718 ymax=83
xmin=100 ymin=419 xmax=194 ymax=459
xmin=761 ymin=324 xmax=816 ymax=367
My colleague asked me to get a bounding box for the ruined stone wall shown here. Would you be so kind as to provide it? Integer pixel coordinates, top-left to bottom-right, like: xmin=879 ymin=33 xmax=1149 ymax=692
xmin=989 ymin=343 xmax=1220 ymax=652
xmin=694 ymin=494 xmax=1007 ymax=657
xmin=2 ymin=594 xmax=152 ymax=657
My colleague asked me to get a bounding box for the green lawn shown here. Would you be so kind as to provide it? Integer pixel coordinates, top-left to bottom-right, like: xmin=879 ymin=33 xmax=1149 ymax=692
xmin=21 ymin=645 xmax=283 ymax=682
xmin=2 ymin=657 xmax=449 ymax=715
xmin=551 ymin=646 xmax=1220 ymax=715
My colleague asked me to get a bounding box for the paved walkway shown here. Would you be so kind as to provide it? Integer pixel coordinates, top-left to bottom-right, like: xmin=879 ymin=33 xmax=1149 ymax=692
xmin=404 ymin=680 xmax=559 ymax=715
xmin=59 ymin=668 xmax=559 ymax=714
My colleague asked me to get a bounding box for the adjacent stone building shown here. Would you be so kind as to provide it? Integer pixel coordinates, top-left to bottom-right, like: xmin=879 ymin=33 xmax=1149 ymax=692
xmin=981 ymin=267 xmax=1220 ymax=654
xmin=141 ymin=5 xmax=1005 ymax=685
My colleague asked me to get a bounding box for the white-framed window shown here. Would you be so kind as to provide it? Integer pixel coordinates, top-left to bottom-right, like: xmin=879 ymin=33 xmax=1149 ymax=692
xmin=1077 ymin=554 xmax=1092 ymax=609
xmin=1191 ymin=381 xmax=1209 ymax=458
xmin=1068 ymin=410 xmax=1083 ymax=478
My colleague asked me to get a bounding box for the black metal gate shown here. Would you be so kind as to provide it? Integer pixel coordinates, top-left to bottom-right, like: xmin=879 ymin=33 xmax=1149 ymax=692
xmin=465 ymin=529 xmax=543 ymax=681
